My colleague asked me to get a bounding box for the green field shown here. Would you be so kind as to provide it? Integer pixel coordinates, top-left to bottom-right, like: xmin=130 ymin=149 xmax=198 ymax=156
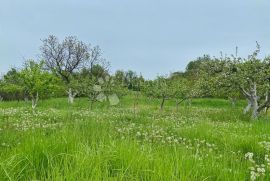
xmin=0 ymin=97 xmax=270 ymax=180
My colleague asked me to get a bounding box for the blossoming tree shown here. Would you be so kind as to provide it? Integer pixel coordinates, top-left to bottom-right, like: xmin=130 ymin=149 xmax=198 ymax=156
xmin=220 ymin=43 xmax=270 ymax=119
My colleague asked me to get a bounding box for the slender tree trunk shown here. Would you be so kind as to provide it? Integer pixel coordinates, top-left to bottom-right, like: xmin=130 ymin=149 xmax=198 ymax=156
xmin=265 ymin=94 xmax=269 ymax=113
xmin=251 ymin=97 xmax=259 ymax=119
xmin=90 ymin=100 xmax=94 ymax=110
xmin=67 ymin=88 xmax=77 ymax=104
xmin=31 ymin=92 xmax=39 ymax=109
xmin=229 ymin=97 xmax=237 ymax=107
xmin=176 ymin=99 xmax=185 ymax=112
xmin=133 ymin=99 xmax=136 ymax=115
xmin=244 ymin=99 xmax=252 ymax=114
xmin=187 ymin=98 xmax=192 ymax=106
xmin=133 ymin=92 xmax=139 ymax=115
xmin=266 ymin=107 xmax=270 ymax=114
xmin=176 ymin=101 xmax=179 ymax=111
xmin=160 ymin=96 xmax=165 ymax=111
xmin=250 ymin=84 xmax=259 ymax=119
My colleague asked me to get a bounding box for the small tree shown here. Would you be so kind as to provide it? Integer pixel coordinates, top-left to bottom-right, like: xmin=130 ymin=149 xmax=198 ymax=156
xmin=20 ymin=60 xmax=58 ymax=109
xmin=150 ymin=76 xmax=173 ymax=111
xmin=81 ymin=75 xmax=120 ymax=110
xmin=172 ymin=78 xmax=199 ymax=111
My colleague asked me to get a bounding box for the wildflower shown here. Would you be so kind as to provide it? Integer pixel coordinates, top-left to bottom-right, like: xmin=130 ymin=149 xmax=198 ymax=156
xmin=250 ymin=171 xmax=257 ymax=181
xmin=245 ymin=152 xmax=255 ymax=163
xmin=257 ymin=167 xmax=265 ymax=173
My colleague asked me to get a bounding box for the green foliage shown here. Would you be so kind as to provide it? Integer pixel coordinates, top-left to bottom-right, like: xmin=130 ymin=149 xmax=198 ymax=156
xmin=172 ymin=78 xmax=197 ymax=101
xmin=143 ymin=76 xmax=172 ymax=99
xmin=0 ymin=83 xmax=24 ymax=101
xmin=218 ymin=44 xmax=270 ymax=117
xmin=3 ymin=68 xmax=23 ymax=85
xmin=223 ymin=45 xmax=270 ymax=98
xmin=20 ymin=60 xmax=63 ymax=99
xmin=114 ymin=70 xmax=144 ymax=91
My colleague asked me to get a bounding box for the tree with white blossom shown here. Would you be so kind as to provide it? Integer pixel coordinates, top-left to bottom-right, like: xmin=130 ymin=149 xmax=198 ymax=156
xmin=219 ymin=43 xmax=270 ymax=119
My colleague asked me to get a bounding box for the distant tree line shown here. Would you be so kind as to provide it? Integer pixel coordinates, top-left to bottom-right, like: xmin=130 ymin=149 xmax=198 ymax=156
xmin=1 ymin=36 xmax=270 ymax=119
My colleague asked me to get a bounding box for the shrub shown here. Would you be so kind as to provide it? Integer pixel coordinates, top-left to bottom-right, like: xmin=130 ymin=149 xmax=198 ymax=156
xmin=0 ymin=84 xmax=25 ymax=101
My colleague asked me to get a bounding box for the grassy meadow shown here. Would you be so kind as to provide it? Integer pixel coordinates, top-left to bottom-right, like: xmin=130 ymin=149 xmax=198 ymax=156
xmin=0 ymin=96 xmax=270 ymax=180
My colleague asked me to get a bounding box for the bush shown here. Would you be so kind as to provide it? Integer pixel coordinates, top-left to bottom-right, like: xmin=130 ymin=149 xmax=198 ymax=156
xmin=0 ymin=84 xmax=25 ymax=101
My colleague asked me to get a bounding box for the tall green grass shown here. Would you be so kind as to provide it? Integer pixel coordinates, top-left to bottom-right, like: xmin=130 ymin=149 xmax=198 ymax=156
xmin=0 ymin=96 xmax=269 ymax=180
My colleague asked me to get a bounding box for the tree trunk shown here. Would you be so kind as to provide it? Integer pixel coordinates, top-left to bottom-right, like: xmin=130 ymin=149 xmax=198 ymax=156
xmin=229 ymin=97 xmax=237 ymax=107
xmin=176 ymin=99 xmax=185 ymax=112
xmin=266 ymin=107 xmax=270 ymax=114
xmin=265 ymin=94 xmax=269 ymax=113
xmin=90 ymin=100 xmax=94 ymax=110
xmin=176 ymin=101 xmax=179 ymax=111
xmin=258 ymin=91 xmax=270 ymax=114
xmin=160 ymin=96 xmax=165 ymax=111
xmin=31 ymin=92 xmax=39 ymax=109
xmin=133 ymin=92 xmax=139 ymax=115
xmin=250 ymin=84 xmax=259 ymax=119
xmin=242 ymin=84 xmax=270 ymax=119
xmin=187 ymin=98 xmax=192 ymax=106
xmin=242 ymin=83 xmax=259 ymax=119
xmin=251 ymin=99 xmax=259 ymax=119
xmin=24 ymin=97 xmax=29 ymax=102
xmin=244 ymin=99 xmax=252 ymax=114
xmin=67 ymin=88 xmax=77 ymax=104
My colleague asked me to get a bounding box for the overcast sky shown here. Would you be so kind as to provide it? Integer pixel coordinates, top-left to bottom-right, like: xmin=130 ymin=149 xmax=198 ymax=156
xmin=0 ymin=0 xmax=270 ymax=79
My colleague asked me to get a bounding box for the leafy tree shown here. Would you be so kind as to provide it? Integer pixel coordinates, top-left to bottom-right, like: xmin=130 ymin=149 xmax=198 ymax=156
xmin=80 ymin=76 xmax=99 ymax=109
xmin=169 ymin=71 xmax=185 ymax=80
xmin=3 ymin=68 xmax=23 ymax=85
xmin=142 ymin=80 xmax=156 ymax=103
xmin=185 ymin=55 xmax=212 ymax=80
xmin=146 ymin=76 xmax=173 ymax=110
xmin=0 ymin=84 xmax=24 ymax=101
xmin=171 ymin=78 xmax=199 ymax=111
xmin=79 ymin=65 xmax=109 ymax=80
xmin=81 ymin=75 xmax=121 ymax=110
xmin=219 ymin=43 xmax=270 ymax=118
xmin=20 ymin=60 xmax=60 ymax=109
xmin=0 ymin=68 xmax=25 ymax=101
xmin=114 ymin=70 xmax=125 ymax=86
xmin=40 ymin=35 xmax=106 ymax=103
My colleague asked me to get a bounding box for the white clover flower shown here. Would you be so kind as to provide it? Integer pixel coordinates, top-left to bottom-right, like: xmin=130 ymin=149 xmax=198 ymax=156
xmin=136 ymin=132 xmax=141 ymax=136
xmin=257 ymin=167 xmax=265 ymax=173
xmin=166 ymin=137 xmax=172 ymax=141
xmin=250 ymin=172 xmax=257 ymax=181
xmin=245 ymin=152 xmax=254 ymax=160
